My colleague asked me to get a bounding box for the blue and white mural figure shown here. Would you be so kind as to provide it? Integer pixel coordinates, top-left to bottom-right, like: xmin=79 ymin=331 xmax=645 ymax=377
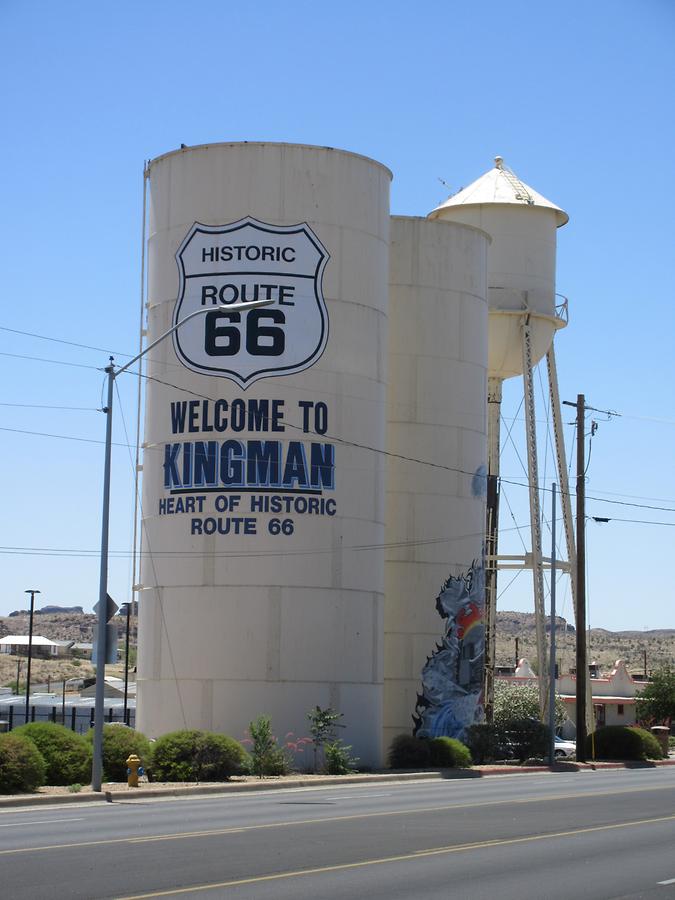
xmin=414 ymin=560 xmax=485 ymax=741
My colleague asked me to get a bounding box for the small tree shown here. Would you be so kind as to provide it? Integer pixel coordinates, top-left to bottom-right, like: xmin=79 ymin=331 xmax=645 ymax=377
xmin=636 ymin=667 xmax=675 ymax=725
xmin=493 ymin=681 xmax=567 ymax=729
xmin=246 ymin=716 xmax=277 ymax=778
xmin=307 ymin=706 xmax=344 ymax=773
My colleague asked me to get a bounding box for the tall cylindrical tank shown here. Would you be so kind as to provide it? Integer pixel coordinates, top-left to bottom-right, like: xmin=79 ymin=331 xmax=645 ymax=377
xmin=428 ymin=157 xmax=568 ymax=379
xmin=137 ymin=143 xmax=392 ymax=766
xmin=384 ymin=216 xmax=489 ymax=750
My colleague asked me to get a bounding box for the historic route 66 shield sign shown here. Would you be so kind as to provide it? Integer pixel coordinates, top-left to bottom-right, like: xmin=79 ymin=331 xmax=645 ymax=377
xmin=172 ymin=218 xmax=330 ymax=388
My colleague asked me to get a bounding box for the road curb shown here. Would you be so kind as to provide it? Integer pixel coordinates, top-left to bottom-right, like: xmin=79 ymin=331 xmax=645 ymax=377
xmin=2 ymin=759 xmax=673 ymax=809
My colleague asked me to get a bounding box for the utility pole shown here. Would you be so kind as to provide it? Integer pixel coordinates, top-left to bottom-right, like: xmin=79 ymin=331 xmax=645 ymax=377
xmin=514 ymin=637 xmax=519 ymax=669
xmin=24 ymin=589 xmax=40 ymax=725
xmin=563 ymin=394 xmax=588 ymax=760
xmin=571 ymin=394 xmax=587 ymax=761
xmin=548 ymin=484 xmax=557 ymax=765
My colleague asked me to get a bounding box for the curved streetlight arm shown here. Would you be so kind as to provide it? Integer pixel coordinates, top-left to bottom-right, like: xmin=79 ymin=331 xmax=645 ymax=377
xmin=114 ymin=298 xmax=273 ymax=378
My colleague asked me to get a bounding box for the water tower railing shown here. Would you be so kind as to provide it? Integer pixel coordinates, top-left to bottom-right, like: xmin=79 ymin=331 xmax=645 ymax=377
xmin=555 ymin=294 xmax=569 ymax=325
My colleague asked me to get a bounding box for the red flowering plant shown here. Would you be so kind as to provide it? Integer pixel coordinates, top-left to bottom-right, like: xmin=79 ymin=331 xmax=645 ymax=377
xmin=242 ymin=716 xmax=311 ymax=778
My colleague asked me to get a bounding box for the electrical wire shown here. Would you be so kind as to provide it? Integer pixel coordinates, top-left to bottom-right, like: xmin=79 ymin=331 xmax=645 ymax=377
xmin=0 ymin=402 xmax=99 ymax=411
xmin=0 ymin=425 xmax=134 ymax=448
xmin=1 ymin=339 xmax=673 ymax=514
xmin=125 ymin=367 xmax=675 ymax=515
xmin=0 ymin=351 xmax=102 ymax=370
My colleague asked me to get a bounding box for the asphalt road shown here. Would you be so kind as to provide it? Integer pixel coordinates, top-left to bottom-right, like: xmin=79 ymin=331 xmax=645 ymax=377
xmin=1 ymin=768 xmax=674 ymax=899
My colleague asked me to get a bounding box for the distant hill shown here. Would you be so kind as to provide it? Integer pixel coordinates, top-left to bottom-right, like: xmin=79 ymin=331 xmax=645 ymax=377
xmin=9 ymin=605 xmax=84 ymax=617
xmin=495 ymin=611 xmax=674 ymax=675
xmin=0 ymin=612 xmax=136 ymax=643
xmin=0 ymin=609 xmax=671 ymax=677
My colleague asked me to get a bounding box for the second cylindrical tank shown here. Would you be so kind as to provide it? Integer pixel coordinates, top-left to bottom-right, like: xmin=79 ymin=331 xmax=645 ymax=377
xmin=384 ymin=216 xmax=489 ymax=750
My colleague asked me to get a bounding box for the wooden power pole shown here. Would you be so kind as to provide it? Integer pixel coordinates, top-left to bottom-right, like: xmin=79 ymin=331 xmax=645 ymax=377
xmin=574 ymin=394 xmax=587 ymax=761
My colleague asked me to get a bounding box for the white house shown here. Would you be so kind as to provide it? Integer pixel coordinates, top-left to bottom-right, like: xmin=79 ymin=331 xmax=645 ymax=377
xmin=0 ymin=635 xmax=74 ymax=658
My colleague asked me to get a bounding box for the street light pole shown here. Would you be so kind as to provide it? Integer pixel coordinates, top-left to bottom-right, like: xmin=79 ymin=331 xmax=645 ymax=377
xmin=24 ymin=589 xmax=40 ymax=725
xmin=122 ymin=602 xmax=131 ymax=725
xmin=91 ymin=298 xmax=272 ymax=791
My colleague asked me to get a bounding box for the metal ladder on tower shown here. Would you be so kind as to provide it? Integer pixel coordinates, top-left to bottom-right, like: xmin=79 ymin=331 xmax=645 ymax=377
xmin=496 ymin=157 xmax=535 ymax=204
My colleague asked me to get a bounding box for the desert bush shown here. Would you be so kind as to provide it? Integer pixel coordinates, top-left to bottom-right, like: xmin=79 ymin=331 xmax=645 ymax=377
xmin=464 ymin=723 xmax=499 ymax=764
xmin=387 ymin=734 xmax=432 ymax=769
xmin=306 ymin=706 xmax=344 ymax=773
xmin=0 ymin=733 xmax=46 ymax=793
xmin=85 ymin=724 xmax=153 ymax=781
xmin=586 ymin=725 xmax=661 ymax=760
xmin=499 ymin=718 xmax=549 ymax=762
xmin=14 ymin=722 xmax=91 ymax=785
xmin=151 ymin=730 xmax=248 ymax=782
xmin=428 ymin=736 xmax=472 ymax=768
xmin=325 ymin=740 xmax=358 ymax=775
xmin=629 ymin=727 xmax=665 ymax=760
xmin=243 ymin=716 xmax=309 ymax=777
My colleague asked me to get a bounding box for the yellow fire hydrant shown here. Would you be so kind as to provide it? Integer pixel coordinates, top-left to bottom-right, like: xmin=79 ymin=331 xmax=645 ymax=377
xmin=127 ymin=754 xmax=142 ymax=788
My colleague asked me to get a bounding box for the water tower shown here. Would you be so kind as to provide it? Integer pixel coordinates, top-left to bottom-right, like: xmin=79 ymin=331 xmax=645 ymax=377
xmin=429 ymin=157 xmax=576 ymax=716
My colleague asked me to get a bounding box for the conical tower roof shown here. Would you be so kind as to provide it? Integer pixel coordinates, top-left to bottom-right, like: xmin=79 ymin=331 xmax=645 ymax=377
xmin=429 ymin=156 xmax=569 ymax=227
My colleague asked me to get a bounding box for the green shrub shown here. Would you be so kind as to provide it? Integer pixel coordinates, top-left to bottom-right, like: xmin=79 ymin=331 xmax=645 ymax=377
xmin=85 ymin=724 xmax=153 ymax=781
xmin=245 ymin=716 xmax=279 ymax=778
xmin=464 ymin=723 xmax=499 ymax=764
xmin=629 ymin=727 xmax=665 ymax=760
xmin=388 ymin=734 xmax=432 ymax=769
xmin=258 ymin=744 xmax=291 ymax=776
xmin=587 ymin=726 xmax=650 ymax=761
xmin=243 ymin=717 xmax=309 ymax=777
xmin=14 ymin=723 xmax=91 ymax=785
xmin=151 ymin=730 xmax=248 ymax=782
xmin=325 ymin=740 xmax=358 ymax=775
xmin=429 ymin=736 xmax=472 ymax=768
xmin=0 ymin=733 xmax=47 ymax=793
xmin=499 ymin=719 xmax=549 ymax=762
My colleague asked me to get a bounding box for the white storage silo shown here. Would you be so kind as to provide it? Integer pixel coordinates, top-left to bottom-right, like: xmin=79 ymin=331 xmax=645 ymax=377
xmin=384 ymin=216 xmax=489 ymax=750
xmin=137 ymin=143 xmax=391 ymax=766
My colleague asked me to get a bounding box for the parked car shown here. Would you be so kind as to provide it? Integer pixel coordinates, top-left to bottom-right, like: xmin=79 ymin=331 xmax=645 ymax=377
xmin=554 ymin=736 xmax=576 ymax=758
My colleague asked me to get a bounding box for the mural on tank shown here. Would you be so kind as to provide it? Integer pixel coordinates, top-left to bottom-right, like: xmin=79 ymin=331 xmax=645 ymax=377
xmin=413 ymin=559 xmax=485 ymax=741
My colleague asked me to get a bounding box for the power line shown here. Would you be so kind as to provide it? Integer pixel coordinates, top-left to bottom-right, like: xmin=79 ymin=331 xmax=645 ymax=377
xmin=129 ymin=367 xmax=675 ymax=515
xmin=0 ymin=325 xmax=129 ymax=357
xmin=0 ymin=402 xmax=99 ymax=411
xmin=0 ymin=351 xmax=102 ymax=370
xmin=0 ymin=527 xmax=511 ymax=559
xmin=1 ymin=344 xmax=672 ymax=515
xmin=0 ymin=426 xmax=133 ymax=448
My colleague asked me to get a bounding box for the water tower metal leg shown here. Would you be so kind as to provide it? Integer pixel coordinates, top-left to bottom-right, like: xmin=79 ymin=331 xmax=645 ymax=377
xmin=546 ymin=344 xmax=577 ymax=603
xmin=484 ymin=377 xmax=502 ymax=722
xmin=521 ymin=318 xmax=548 ymax=717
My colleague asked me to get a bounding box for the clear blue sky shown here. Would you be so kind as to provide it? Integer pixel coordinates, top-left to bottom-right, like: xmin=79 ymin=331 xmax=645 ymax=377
xmin=1 ymin=0 xmax=673 ymax=630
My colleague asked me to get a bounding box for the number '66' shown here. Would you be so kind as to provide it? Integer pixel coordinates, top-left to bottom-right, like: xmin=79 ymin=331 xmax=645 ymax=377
xmin=204 ymin=309 xmax=286 ymax=357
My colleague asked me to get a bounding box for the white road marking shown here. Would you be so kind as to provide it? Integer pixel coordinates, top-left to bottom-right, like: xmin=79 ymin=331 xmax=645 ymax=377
xmin=318 ymin=793 xmax=395 ymax=801
xmin=0 ymin=817 xmax=85 ymax=827
xmin=657 ymin=877 xmax=675 ymax=885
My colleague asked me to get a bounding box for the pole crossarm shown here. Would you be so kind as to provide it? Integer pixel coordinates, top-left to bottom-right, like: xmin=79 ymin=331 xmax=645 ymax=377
xmin=485 ymin=553 xmax=571 ymax=574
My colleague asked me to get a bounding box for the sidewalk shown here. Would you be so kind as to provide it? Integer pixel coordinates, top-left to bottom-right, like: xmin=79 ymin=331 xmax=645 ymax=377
xmin=2 ymin=758 xmax=674 ymax=809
